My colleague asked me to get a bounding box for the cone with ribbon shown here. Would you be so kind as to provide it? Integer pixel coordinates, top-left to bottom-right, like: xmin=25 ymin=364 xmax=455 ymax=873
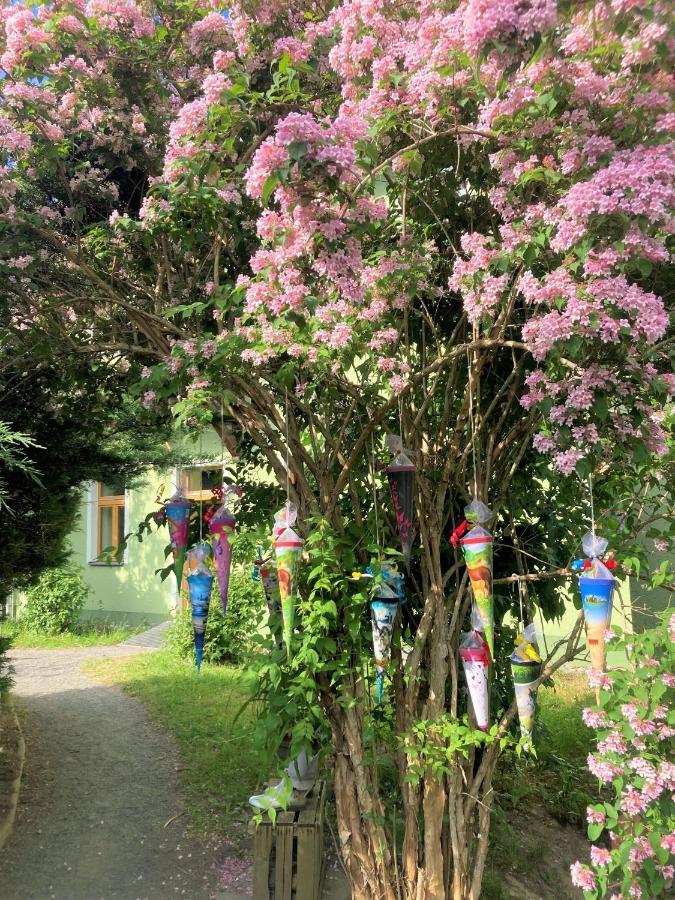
xmin=460 ymin=614 xmax=491 ymax=732
xmin=164 ymin=490 xmax=192 ymax=589
xmin=573 ymin=533 xmax=616 ymax=674
xmin=207 ymin=486 xmax=243 ymax=617
xmin=453 ymin=500 xmax=494 ymax=658
xmin=273 ymin=504 xmax=303 ymax=658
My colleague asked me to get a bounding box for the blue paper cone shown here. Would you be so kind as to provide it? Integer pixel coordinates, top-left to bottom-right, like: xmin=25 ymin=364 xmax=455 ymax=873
xmin=187 ymin=571 xmax=213 ymax=671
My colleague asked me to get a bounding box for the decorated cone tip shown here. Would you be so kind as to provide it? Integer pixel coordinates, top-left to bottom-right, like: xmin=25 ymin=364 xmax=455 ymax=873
xmin=459 ymin=640 xmax=490 ymax=731
xmin=511 ymin=623 xmax=542 ymax=747
xmin=164 ymin=491 xmax=192 ymax=589
xmin=274 ymin=525 xmax=303 ymax=658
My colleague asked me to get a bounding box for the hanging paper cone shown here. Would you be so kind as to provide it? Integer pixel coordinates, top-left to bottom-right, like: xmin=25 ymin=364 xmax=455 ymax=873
xmin=370 ymin=598 xmax=398 ymax=703
xmin=165 ymin=495 xmax=192 ymax=589
xmin=259 ymin=559 xmax=282 ymax=618
xmin=580 ymin=577 xmax=614 ymax=673
xmin=460 ymin=526 xmax=494 ymax=658
xmin=209 ymin=510 xmax=235 ymax=616
xmin=386 ymin=452 xmax=415 ymax=571
xmin=274 ymin=526 xmax=303 ymax=657
xmin=511 ymin=659 xmax=541 ymax=745
xmin=187 ymin=571 xmax=213 ymax=671
xmin=207 ymin=486 xmax=242 ymax=617
xmin=256 ymin=553 xmax=283 ymax=647
xmin=460 ymin=642 xmax=490 ymax=731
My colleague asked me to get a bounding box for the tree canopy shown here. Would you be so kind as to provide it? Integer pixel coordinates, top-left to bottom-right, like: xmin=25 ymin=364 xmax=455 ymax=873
xmin=0 ymin=1 xmax=673 ymax=897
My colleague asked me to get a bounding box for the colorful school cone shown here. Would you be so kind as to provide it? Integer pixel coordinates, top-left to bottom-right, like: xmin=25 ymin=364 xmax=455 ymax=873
xmin=274 ymin=525 xmax=304 ymax=658
xmin=253 ymin=547 xmax=283 ymax=647
xmin=371 ymin=580 xmax=399 ymax=704
xmin=386 ymin=449 xmax=416 ymax=572
xmin=511 ymin=624 xmax=542 ymax=747
xmin=164 ymin=490 xmax=192 ymax=589
xmin=459 ymin=507 xmax=494 ymax=658
xmin=186 ymin=547 xmax=213 ymax=671
xmin=460 ymin=627 xmax=490 ymax=731
xmin=208 ymin=486 xmax=242 ymax=616
xmin=575 ymin=533 xmax=616 ymax=674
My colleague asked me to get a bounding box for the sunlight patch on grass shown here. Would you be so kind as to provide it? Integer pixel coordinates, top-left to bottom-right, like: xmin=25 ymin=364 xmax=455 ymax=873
xmin=0 ymin=621 xmax=142 ymax=648
xmin=86 ymin=651 xmax=266 ymax=835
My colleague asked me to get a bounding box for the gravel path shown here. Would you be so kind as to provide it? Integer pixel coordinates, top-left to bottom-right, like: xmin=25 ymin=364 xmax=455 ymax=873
xmin=0 ymin=645 xmax=229 ymax=900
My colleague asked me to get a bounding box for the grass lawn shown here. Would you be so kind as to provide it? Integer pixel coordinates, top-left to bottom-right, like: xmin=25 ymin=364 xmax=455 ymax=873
xmin=0 ymin=621 xmax=143 ymax=648
xmin=86 ymin=649 xmax=595 ymax=897
xmin=86 ymin=651 xmax=267 ymax=835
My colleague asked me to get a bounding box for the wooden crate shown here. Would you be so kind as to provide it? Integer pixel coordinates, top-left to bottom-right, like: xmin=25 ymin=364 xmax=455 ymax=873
xmin=253 ymin=779 xmax=327 ymax=900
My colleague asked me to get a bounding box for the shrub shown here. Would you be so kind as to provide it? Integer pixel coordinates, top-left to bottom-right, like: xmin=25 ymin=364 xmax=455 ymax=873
xmin=571 ymin=610 xmax=675 ymax=898
xmin=21 ymin=564 xmax=90 ymax=633
xmin=167 ymin=568 xmax=263 ymax=665
xmin=0 ymin=634 xmax=13 ymax=696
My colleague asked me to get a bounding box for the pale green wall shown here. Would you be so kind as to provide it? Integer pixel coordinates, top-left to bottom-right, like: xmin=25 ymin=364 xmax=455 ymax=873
xmin=73 ymin=473 xmax=177 ymax=626
xmin=504 ymin=576 xmax=634 ymax=669
xmin=11 ymin=429 xmax=232 ymax=625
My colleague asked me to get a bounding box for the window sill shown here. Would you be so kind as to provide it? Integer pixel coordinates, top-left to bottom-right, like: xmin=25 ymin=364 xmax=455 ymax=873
xmin=88 ymin=560 xmax=125 ymax=568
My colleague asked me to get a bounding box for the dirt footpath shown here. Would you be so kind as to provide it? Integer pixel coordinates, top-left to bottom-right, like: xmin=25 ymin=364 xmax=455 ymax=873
xmin=0 ymin=646 xmax=226 ymax=900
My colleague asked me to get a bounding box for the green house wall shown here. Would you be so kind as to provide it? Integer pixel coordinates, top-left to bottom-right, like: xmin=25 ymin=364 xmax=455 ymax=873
xmin=74 ymin=473 xmax=177 ymax=626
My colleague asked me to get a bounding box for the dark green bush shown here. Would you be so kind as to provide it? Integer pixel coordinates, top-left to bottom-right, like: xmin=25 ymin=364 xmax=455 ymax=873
xmin=21 ymin=564 xmax=90 ymax=632
xmin=167 ymin=569 xmax=263 ymax=665
xmin=0 ymin=634 xmax=13 ymax=696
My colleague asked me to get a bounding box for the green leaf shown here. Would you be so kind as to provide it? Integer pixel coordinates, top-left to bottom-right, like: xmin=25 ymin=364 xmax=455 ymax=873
xmin=262 ymin=175 xmax=279 ymax=204
xmin=287 ymin=140 xmax=308 ymax=161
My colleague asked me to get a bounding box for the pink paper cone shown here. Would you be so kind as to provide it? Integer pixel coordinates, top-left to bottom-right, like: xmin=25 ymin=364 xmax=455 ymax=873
xmin=460 ymin=643 xmax=490 ymax=731
xmin=209 ymin=512 xmax=235 ymax=616
xmin=164 ymin=495 xmax=192 ymax=589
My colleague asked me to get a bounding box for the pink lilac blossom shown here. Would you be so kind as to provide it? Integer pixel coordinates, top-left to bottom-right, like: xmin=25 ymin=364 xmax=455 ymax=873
xmin=590 ymin=846 xmax=611 ymax=867
xmin=570 ymin=862 xmax=596 ymax=892
xmin=582 ymin=708 xmax=609 ymax=729
xmin=662 ymin=834 xmax=675 ymax=854
xmin=587 ymin=753 xmax=622 ymax=783
xmin=586 ymin=807 xmax=605 ymax=825
xmin=621 ymin=788 xmax=649 ymax=816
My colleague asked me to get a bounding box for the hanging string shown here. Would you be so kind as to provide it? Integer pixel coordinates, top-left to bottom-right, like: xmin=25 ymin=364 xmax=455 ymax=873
xmin=538 ymin=602 xmax=550 ymax=656
xmin=466 ymin=347 xmax=478 ymax=500
xmin=199 ymin=431 xmax=204 ymax=543
xmin=177 ymin=417 xmax=184 ymax=495
xmin=220 ymin=399 xmax=225 ymax=487
xmin=285 ymin=387 xmax=291 ymax=506
xmin=398 ymin=396 xmax=404 ymax=451
xmin=588 ymin=473 xmax=596 ymax=538
xmin=370 ymin=433 xmax=381 ymax=557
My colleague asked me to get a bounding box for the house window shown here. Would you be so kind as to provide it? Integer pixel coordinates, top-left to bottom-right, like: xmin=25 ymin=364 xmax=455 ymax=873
xmin=97 ymin=481 xmax=125 ymax=559
xmin=182 ymin=465 xmax=223 ymax=500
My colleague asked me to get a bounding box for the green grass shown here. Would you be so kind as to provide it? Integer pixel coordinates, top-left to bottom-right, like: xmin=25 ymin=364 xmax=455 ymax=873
xmin=85 ymin=651 xmax=267 ymax=835
xmin=85 ymin=650 xmax=596 ymax=895
xmin=0 ymin=620 xmax=143 ymax=648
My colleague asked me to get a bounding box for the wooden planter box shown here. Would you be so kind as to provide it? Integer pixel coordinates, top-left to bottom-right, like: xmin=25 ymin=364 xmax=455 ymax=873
xmin=253 ymin=779 xmax=327 ymax=900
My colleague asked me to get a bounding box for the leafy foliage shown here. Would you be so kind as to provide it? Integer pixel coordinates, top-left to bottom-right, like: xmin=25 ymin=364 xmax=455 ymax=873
xmin=167 ymin=569 xmax=263 ymax=665
xmin=572 ymin=612 xmax=675 ymax=898
xmin=0 ymin=633 xmax=13 ymax=697
xmin=21 ymin=564 xmax=90 ymax=633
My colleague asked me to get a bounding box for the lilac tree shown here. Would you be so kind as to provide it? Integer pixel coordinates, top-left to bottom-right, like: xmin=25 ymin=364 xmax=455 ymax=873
xmin=1 ymin=1 xmax=672 ymax=896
